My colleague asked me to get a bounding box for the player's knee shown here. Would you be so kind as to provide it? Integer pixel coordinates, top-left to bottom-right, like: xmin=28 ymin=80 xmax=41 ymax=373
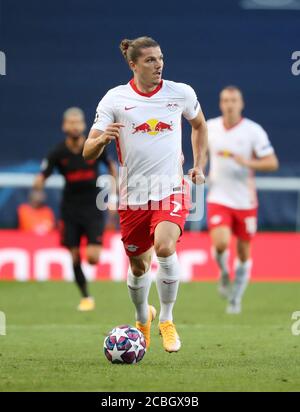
xmin=86 ymin=250 xmax=99 ymax=264
xmin=86 ymin=254 xmax=99 ymax=265
xmin=154 ymin=240 xmax=176 ymax=258
xmin=215 ymin=240 xmax=229 ymax=254
xmin=131 ymin=267 xmax=146 ymax=277
xmin=86 ymin=246 xmax=100 ymax=265
xmin=237 ymin=249 xmax=250 ymax=262
xmin=237 ymin=241 xmax=250 ymax=262
xmin=130 ymin=260 xmax=151 ymax=277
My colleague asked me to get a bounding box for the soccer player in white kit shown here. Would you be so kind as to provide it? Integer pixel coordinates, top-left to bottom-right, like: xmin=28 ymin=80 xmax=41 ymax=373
xmin=207 ymin=86 xmax=279 ymax=314
xmin=83 ymin=36 xmax=208 ymax=352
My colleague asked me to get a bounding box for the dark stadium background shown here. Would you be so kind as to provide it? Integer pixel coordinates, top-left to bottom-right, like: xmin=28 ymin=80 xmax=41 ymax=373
xmin=0 ymin=0 xmax=299 ymax=229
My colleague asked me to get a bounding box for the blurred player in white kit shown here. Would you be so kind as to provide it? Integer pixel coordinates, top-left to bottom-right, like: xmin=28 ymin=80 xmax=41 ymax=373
xmin=206 ymin=86 xmax=279 ymax=314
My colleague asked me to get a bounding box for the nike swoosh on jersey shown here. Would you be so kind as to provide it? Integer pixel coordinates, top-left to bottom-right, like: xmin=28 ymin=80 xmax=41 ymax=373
xmin=125 ymin=106 xmax=137 ymax=111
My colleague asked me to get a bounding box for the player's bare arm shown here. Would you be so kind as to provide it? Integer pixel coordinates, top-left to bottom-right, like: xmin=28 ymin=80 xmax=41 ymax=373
xmin=234 ymin=153 xmax=279 ymax=171
xmin=83 ymin=123 xmax=124 ymax=160
xmin=188 ymin=110 xmax=208 ymax=184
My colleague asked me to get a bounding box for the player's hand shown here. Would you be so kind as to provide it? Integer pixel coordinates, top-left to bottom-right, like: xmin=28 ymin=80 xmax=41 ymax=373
xmin=100 ymin=123 xmax=124 ymax=146
xmin=233 ymin=155 xmax=251 ymax=168
xmin=188 ymin=167 xmax=206 ymax=185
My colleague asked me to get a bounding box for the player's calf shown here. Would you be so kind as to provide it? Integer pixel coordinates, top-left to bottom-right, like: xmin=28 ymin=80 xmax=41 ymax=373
xmin=227 ymin=259 xmax=252 ymax=314
xmin=213 ymin=248 xmax=231 ymax=299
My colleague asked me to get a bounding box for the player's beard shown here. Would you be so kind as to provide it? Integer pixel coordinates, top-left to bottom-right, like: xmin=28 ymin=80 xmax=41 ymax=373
xmin=152 ymin=73 xmax=162 ymax=85
xmin=142 ymin=71 xmax=161 ymax=87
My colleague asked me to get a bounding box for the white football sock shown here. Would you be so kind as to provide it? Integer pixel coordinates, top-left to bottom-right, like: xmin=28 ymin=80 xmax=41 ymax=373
xmin=127 ymin=268 xmax=152 ymax=324
xmin=156 ymin=252 xmax=180 ymax=322
xmin=230 ymin=259 xmax=252 ymax=304
xmin=214 ymin=249 xmax=229 ymax=277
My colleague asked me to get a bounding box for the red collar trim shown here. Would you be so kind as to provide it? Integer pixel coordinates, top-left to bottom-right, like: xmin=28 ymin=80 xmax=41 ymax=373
xmin=223 ymin=117 xmax=244 ymax=131
xmin=129 ymin=78 xmax=163 ymax=97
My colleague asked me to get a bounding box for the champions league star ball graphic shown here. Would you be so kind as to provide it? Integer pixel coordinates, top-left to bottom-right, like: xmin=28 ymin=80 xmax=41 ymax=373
xmin=103 ymin=325 xmax=146 ymax=364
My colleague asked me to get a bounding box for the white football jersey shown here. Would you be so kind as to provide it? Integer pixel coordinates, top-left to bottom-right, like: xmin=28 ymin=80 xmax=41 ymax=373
xmin=207 ymin=117 xmax=274 ymax=209
xmin=92 ymin=79 xmax=201 ymax=205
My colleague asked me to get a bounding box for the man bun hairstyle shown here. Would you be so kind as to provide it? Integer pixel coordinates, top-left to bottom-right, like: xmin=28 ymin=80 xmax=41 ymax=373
xmin=120 ymin=39 xmax=132 ymax=60
xmin=119 ymin=36 xmax=160 ymax=64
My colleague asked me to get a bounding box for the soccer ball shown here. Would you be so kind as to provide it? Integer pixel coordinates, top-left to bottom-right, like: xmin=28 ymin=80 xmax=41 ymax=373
xmin=103 ymin=325 xmax=146 ymax=364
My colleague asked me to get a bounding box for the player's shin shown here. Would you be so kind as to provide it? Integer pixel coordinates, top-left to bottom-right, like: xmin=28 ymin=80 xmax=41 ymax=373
xmin=156 ymin=252 xmax=180 ymax=322
xmin=214 ymin=248 xmax=229 ymax=276
xmin=127 ymin=268 xmax=152 ymax=324
xmin=213 ymin=248 xmax=230 ymax=297
xmin=230 ymin=259 xmax=252 ymax=304
xmin=73 ymin=262 xmax=89 ymax=298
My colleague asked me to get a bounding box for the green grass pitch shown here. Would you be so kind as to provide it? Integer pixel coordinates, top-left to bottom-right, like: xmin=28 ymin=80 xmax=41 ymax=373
xmin=0 ymin=281 xmax=299 ymax=392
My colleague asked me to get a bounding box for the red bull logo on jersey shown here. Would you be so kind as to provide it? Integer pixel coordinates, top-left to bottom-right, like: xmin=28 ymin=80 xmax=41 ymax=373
xmin=132 ymin=119 xmax=173 ymax=136
xmin=217 ymin=150 xmax=234 ymax=158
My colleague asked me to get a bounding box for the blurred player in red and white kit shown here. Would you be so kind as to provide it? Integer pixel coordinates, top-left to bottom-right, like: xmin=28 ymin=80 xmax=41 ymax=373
xmin=207 ymin=86 xmax=279 ymax=314
xmin=83 ymin=36 xmax=207 ymax=352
